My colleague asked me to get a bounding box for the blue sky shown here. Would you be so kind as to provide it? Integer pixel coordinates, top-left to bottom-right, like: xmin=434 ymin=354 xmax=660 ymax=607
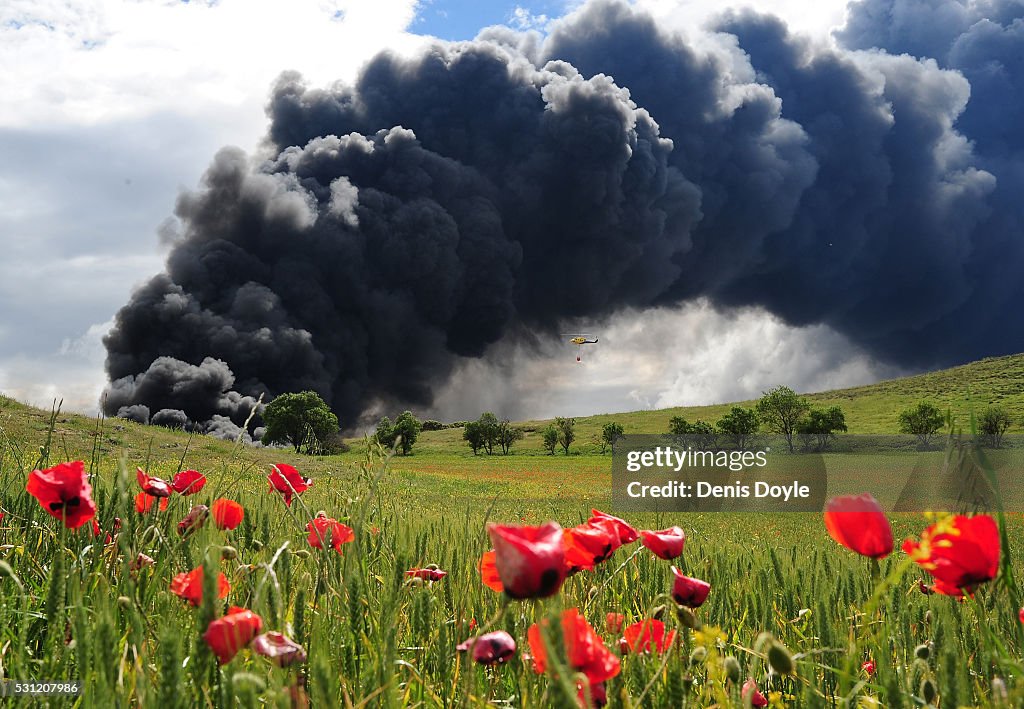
xmin=412 ymin=1 xmax=572 ymax=39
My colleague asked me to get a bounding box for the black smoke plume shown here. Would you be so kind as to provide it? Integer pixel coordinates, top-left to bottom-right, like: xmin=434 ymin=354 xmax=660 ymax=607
xmin=103 ymin=0 xmax=1024 ymax=429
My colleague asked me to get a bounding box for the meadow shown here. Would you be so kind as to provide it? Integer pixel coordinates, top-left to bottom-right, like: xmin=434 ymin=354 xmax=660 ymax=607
xmin=1 ymin=353 xmax=1024 ymax=707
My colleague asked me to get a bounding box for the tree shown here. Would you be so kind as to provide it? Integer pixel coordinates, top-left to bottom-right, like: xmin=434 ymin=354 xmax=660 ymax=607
xmin=668 ymin=416 xmax=690 ymax=436
xmin=756 ymin=386 xmax=810 ymax=453
xmin=716 ymin=407 xmax=760 ymax=449
xmin=477 ymin=412 xmax=501 ymax=455
xmin=375 ymin=416 xmax=397 ymax=449
xmin=898 ymin=402 xmax=946 ymax=448
xmin=979 ymin=406 xmax=1012 ymax=448
xmin=497 ymin=419 xmax=525 ymax=455
xmin=796 ymin=406 xmax=847 ymax=451
xmin=555 ymin=417 xmax=576 ymax=455
xmin=392 ymin=411 xmax=422 ymax=455
xmin=463 ymin=421 xmax=485 ymax=455
xmin=601 ymin=422 xmax=625 ymax=453
xmin=542 ymin=425 xmax=559 ymax=455
xmin=261 ymin=391 xmax=339 ymax=454
xmin=687 ymin=420 xmax=717 ymax=450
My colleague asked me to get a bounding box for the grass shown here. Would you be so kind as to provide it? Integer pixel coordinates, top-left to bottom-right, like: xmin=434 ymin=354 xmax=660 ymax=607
xmin=0 ymin=353 xmax=1023 ymax=706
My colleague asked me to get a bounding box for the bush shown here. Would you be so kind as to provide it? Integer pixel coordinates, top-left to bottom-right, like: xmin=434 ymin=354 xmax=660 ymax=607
xmin=796 ymin=406 xmax=847 ymax=451
xmin=542 ymin=425 xmax=558 ymax=455
xmin=716 ymin=407 xmax=760 ymax=450
xmin=979 ymin=406 xmax=1012 ymax=448
xmin=421 ymin=419 xmax=444 ymax=431
xmin=898 ymin=402 xmax=946 ymax=448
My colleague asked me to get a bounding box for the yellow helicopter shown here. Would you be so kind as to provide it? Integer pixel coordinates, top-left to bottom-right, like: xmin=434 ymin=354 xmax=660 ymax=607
xmin=564 ymin=333 xmax=599 ymax=362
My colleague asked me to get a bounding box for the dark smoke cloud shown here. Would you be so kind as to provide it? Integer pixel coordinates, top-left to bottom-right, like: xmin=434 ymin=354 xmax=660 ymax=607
xmin=103 ymin=0 xmax=1024 ymax=428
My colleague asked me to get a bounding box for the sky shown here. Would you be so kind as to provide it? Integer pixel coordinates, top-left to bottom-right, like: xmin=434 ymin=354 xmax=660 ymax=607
xmin=0 ymin=0 xmax=901 ymax=422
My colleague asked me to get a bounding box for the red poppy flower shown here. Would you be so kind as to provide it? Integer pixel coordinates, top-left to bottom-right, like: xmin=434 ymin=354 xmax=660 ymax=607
xmin=203 ymin=606 xmax=263 ymax=664
xmin=588 ymin=510 xmax=639 ymax=545
xmin=130 ymin=553 xmax=155 ymax=572
xmin=177 ymin=505 xmax=209 ymax=536
xmin=671 ymin=566 xmax=711 ymax=607
xmin=824 ymin=494 xmax=893 ymax=559
xmin=135 ymin=492 xmax=169 ymax=514
xmin=902 ymin=514 xmax=1000 ymax=596
xmin=640 ymin=526 xmax=686 ymax=560
xmin=564 ymin=522 xmax=622 ymax=572
xmin=527 ymin=608 xmax=620 ymax=685
xmin=742 ymin=679 xmax=768 ymax=707
xmin=862 ymin=660 xmax=876 ymax=676
xmin=170 ymin=566 xmax=231 ymax=606
xmin=170 ymin=469 xmax=207 ymax=495
xmin=606 ymin=613 xmax=625 ymax=634
xmin=487 ymin=521 xmax=566 ymax=599
xmin=211 ymin=499 xmax=244 ymax=530
xmin=26 ymin=460 xmax=97 ymax=529
xmin=472 ymin=550 xmax=502 ymax=593
xmin=251 ymin=632 xmax=307 ymax=666
xmin=306 ymin=514 xmax=354 ymax=553
xmin=268 ymin=464 xmax=311 ymax=507
xmin=406 ymin=567 xmax=447 ymax=582
xmin=457 ymin=631 xmax=517 ymax=665
xmin=622 ymin=619 xmax=676 ymax=654
xmin=89 ymin=518 xmax=113 ymax=544
xmin=136 ymin=468 xmax=172 ymax=497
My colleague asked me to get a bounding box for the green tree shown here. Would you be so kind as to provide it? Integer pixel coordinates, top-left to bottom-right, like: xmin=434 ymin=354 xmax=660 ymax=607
xmin=392 ymin=411 xmax=422 ymax=455
xmin=756 ymin=386 xmax=810 ymax=453
xmin=375 ymin=416 xmax=396 ymax=449
xmin=601 ymin=422 xmax=625 ymax=453
xmin=542 ymin=425 xmax=559 ymax=455
xmin=261 ymin=391 xmax=339 ymax=454
xmin=477 ymin=412 xmax=501 ymax=455
xmin=796 ymin=406 xmax=847 ymax=451
xmin=463 ymin=421 xmax=485 ymax=455
xmin=497 ymin=419 xmax=525 ymax=455
xmin=979 ymin=406 xmax=1012 ymax=448
xmin=668 ymin=416 xmax=691 ymax=436
xmin=555 ymin=417 xmax=576 ymax=455
xmin=898 ymin=402 xmax=946 ymax=448
xmin=716 ymin=407 xmax=760 ymax=449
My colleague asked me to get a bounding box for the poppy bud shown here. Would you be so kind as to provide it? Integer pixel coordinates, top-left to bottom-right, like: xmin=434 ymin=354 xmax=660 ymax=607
xmin=914 ymin=644 xmax=930 ymax=660
xmin=689 ymin=647 xmax=707 ymax=665
xmin=588 ymin=585 xmax=600 ymax=601
xmin=724 ymin=656 xmax=742 ymax=683
xmin=221 ymin=546 xmax=238 ymax=560
xmin=425 ymin=563 xmax=439 ymax=571
xmin=651 ymin=604 xmax=667 ymax=621
xmin=292 ymin=549 xmax=311 ymax=559
xmin=921 ymin=678 xmax=937 ymax=705
xmin=117 ymin=596 xmax=132 ymax=608
xmin=252 ymin=540 xmax=264 ymax=551
xmin=767 ymin=641 xmax=795 ymax=676
xmin=675 ymin=605 xmax=701 ymax=630
xmin=406 ymin=576 xmax=424 ymax=588
xmin=924 ymin=610 xmax=932 ymax=624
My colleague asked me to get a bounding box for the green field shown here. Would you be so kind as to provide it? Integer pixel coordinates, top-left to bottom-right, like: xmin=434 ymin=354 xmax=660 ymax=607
xmin=1 ymin=353 xmax=1023 ymax=706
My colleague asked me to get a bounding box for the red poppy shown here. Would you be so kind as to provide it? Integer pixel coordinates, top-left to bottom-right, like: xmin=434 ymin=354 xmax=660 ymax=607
xmin=25 ymin=460 xmax=97 ymax=529
xmin=640 ymin=527 xmax=686 ymax=560
xmin=89 ymin=518 xmax=113 ymax=544
xmin=177 ymin=505 xmax=209 ymax=536
xmin=862 ymin=660 xmax=876 ymax=676
xmin=564 ymin=521 xmax=622 ymax=572
xmin=170 ymin=469 xmax=207 ymax=495
xmin=902 ymin=514 xmax=1000 ymax=596
xmin=251 ymin=632 xmax=307 ymax=666
xmin=203 ymin=606 xmax=263 ymax=664
xmin=170 ymin=566 xmax=231 ymax=606
xmin=130 ymin=553 xmax=155 ymax=572
xmin=622 ymin=619 xmax=676 ymax=654
xmin=606 ymin=613 xmax=625 ymax=634
xmin=457 ymin=631 xmax=517 ymax=665
xmin=588 ymin=509 xmax=639 ymax=545
xmin=527 ymin=608 xmax=620 ymax=685
xmin=479 ymin=549 xmax=504 ymax=592
xmin=135 ymin=492 xmax=169 ymax=514
xmin=742 ymin=679 xmax=768 ymax=707
xmin=211 ymin=499 xmax=244 ymax=530
xmin=136 ymin=468 xmax=172 ymax=497
xmin=671 ymin=566 xmax=711 ymax=608
xmin=268 ymin=463 xmax=311 ymax=507
xmin=406 ymin=567 xmax=447 ymax=582
xmin=306 ymin=514 xmax=354 ymax=553
xmin=488 ymin=521 xmax=566 ymax=599
xmin=824 ymin=493 xmax=893 ymax=559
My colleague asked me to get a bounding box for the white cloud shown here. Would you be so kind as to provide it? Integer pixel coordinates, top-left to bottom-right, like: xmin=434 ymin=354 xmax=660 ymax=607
xmin=635 ymin=0 xmax=850 ymax=41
